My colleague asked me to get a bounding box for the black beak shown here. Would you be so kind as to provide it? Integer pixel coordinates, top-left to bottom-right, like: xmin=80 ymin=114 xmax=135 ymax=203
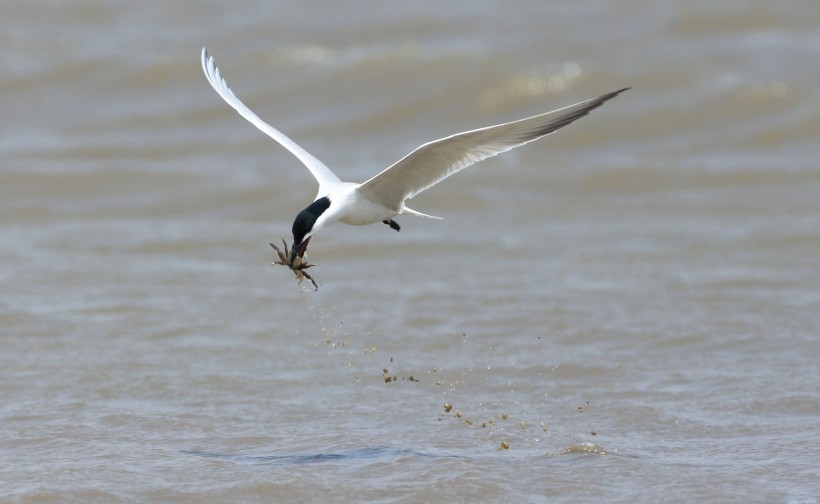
xmin=290 ymin=236 xmax=311 ymax=264
xmin=290 ymin=242 xmax=300 ymax=264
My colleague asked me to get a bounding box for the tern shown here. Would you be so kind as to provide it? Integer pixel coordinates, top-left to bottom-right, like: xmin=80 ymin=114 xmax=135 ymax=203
xmin=201 ymin=47 xmax=627 ymax=264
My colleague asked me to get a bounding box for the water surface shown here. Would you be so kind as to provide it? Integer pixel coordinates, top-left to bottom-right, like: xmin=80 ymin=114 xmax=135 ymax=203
xmin=1 ymin=1 xmax=819 ymax=502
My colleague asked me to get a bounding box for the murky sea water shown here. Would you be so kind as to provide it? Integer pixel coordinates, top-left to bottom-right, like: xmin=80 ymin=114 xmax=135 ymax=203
xmin=2 ymin=1 xmax=819 ymax=502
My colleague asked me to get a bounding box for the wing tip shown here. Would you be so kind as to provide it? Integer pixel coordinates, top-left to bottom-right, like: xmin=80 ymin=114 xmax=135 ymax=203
xmin=605 ymin=87 xmax=631 ymax=101
xmin=596 ymin=86 xmax=631 ymax=104
xmin=201 ymin=46 xmax=211 ymax=73
xmin=518 ymin=86 xmax=630 ymax=141
xmin=201 ymin=46 xmax=231 ymax=96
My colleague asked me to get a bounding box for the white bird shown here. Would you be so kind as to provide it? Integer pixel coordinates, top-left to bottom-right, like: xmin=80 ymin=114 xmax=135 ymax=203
xmin=201 ymin=47 xmax=628 ymax=264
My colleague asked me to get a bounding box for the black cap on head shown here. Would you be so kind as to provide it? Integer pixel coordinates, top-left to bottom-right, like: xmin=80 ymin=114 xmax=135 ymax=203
xmin=291 ymin=196 xmax=331 ymax=261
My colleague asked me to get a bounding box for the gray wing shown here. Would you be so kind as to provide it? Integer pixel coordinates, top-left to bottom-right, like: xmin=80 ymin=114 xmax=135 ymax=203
xmin=357 ymin=88 xmax=629 ymax=210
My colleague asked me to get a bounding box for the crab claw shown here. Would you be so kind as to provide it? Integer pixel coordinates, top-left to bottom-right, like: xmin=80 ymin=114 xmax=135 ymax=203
xmin=269 ymin=242 xmax=288 ymax=264
xmin=270 ymin=237 xmax=320 ymax=290
xmin=300 ymin=270 xmax=319 ymax=291
xmin=281 ymin=237 xmax=290 ymax=261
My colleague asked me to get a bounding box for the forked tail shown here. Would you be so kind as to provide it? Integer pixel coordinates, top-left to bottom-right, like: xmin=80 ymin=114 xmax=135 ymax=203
xmin=402 ymin=207 xmax=443 ymax=220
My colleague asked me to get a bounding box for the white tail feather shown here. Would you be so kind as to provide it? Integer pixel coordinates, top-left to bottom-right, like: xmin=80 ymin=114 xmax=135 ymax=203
xmin=402 ymin=207 xmax=443 ymax=220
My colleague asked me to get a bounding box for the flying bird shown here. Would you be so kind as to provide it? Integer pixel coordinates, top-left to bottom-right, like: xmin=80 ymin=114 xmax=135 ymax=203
xmin=201 ymin=47 xmax=627 ymax=265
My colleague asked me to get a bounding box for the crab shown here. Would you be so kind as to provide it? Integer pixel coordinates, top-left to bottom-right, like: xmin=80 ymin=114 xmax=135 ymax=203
xmin=270 ymin=237 xmax=319 ymax=291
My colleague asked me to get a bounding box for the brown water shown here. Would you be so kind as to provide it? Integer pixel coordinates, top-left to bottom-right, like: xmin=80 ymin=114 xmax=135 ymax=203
xmin=2 ymin=1 xmax=819 ymax=502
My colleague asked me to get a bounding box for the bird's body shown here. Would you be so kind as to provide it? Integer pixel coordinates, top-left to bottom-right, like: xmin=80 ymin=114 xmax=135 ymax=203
xmin=201 ymin=47 xmax=628 ymax=264
xmin=322 ymin=183 xmax=396 ymax=227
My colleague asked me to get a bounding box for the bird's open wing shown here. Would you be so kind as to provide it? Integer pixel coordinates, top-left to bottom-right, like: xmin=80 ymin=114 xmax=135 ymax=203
xmin=357 ymin=88 xmax=629 ymax=210
xmin=201 ymin=47 xmax=341 ymax=190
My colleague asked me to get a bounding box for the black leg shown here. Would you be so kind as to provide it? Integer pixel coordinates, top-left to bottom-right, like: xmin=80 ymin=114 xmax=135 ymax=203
xmin=382 ymin=219 xmax=401 ymax=232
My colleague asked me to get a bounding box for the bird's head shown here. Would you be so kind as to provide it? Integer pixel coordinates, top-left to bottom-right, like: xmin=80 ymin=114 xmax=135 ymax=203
xmin=291 ymin=196 xmax=331 ymax=263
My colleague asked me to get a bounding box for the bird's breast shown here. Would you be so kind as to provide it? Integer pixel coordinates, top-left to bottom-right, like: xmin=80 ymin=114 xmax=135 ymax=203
xmin=326 ymin=184 xmax=396 ymax=226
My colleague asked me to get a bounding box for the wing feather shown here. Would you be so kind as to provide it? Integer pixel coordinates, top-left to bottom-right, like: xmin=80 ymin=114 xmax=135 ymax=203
xmin=357 ymin=88 xmax=629 ymax=210
xmin=201 ymin=47 xmax=341 ymax=190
